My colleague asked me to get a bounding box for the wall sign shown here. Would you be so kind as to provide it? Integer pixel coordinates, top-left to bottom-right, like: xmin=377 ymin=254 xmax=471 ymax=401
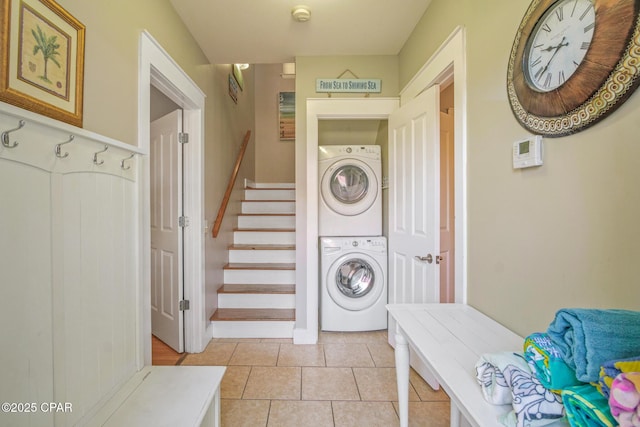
xmin=316 ymin=79 xmax=381 ymax=93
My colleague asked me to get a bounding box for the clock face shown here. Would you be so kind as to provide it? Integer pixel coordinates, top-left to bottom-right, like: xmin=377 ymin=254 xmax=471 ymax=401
xmin=524 ymin=0 xmax=596 ymax=92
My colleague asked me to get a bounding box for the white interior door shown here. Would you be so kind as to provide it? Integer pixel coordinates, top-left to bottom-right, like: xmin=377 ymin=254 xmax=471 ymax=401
xmin=150 ymin=109 xmax=184 ymax=353
xmin=388 ymin=85 xmax=441 ymax=307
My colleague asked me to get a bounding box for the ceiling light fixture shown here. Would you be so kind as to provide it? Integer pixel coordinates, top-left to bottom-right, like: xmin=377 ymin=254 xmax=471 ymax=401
xmin=291 ymin=5 xmax=311 ymax=22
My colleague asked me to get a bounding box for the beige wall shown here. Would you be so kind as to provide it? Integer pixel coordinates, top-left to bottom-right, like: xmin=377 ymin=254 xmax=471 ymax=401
xmin=204 ymin=64 xmax=256 ymax=317
xmin=400 ymin=0 xmax=640 ymax=336
xmin=56 ymin=0 xmax=256 ymax=320
xmin=254 ymin=64 xmax=295 ymax=183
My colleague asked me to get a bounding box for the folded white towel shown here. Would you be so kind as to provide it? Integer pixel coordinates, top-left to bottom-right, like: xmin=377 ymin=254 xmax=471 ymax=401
xmin=475 ymin=351 xmax=531 ymax=405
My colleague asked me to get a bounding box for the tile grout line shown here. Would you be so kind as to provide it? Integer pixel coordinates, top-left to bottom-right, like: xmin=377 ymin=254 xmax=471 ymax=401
xmin=240 ymin=365 xmax=252 ymax=400
xmin=350 ymin=367 xmax=363 ymax=401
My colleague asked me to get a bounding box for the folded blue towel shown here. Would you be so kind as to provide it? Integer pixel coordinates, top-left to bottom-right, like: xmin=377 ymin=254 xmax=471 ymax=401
xmin=547 ymin=308 xmax=640 ymax=383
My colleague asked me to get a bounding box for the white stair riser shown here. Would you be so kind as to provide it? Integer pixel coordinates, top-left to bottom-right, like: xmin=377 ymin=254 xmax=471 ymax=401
xmin=238 ymin=215 xmax=295 ymax=229
xmin=218 ymin=293 xmax=295 ymax=309
xmin=229 ymin=249 xmax=295 ymax=263
xmin=245 ymin=189 xmax=295 ymax=200
xmin=234 ymin=231 xmax=295 ymax=245
xmin=248 ymin=182 xmax=294 ymax=189
xmin=242 ymin=201 xmax=295 ymax=214
xmin=212 ymin=321 xmax=294 ymax=338
xmin=224 ymin=269 xmax=295 ymax=284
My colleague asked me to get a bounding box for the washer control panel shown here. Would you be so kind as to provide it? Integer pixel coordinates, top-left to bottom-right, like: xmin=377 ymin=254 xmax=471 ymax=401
xmin=341 ymin=237 xmax=386 ymax=252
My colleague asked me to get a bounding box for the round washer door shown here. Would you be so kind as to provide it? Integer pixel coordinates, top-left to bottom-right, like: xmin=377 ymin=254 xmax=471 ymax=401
xmin=326 ymin=252 xmax=384 ymax=311
xmin=320 ymin=158 xmax=378 ymax=216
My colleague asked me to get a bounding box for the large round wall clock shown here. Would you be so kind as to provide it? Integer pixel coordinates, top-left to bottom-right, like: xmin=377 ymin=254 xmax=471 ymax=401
xmin=507 ymin=0 xmax=640 ymax=137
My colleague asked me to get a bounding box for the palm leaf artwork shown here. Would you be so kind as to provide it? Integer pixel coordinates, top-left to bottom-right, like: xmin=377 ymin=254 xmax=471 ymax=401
xmin=31 ymin=25 xmax=61 ymax=83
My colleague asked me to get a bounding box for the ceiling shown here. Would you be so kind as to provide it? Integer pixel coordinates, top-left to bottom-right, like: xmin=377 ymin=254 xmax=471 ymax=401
xmin=169 ymin=0 xmax=433 ymax=64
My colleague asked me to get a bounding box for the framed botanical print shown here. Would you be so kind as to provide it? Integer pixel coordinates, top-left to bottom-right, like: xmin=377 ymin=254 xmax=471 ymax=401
xmin=0 ymin=0 xmax=85 ymax=127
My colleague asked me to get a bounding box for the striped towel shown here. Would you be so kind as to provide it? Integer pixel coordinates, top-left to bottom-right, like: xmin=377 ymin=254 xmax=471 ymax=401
xmin=598 ymin=356 xmax=640 ymax=398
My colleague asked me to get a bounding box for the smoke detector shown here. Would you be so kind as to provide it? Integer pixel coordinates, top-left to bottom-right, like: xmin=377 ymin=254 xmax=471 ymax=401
xmin=292 ymin=5 xmax=311 ymax=22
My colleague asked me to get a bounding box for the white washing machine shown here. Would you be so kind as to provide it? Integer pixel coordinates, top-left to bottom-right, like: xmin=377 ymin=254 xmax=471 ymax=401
xmin=318 ymin=145 xmax=382 ymax=236
xmin=320 ymin=236 xmax=387 ymax=331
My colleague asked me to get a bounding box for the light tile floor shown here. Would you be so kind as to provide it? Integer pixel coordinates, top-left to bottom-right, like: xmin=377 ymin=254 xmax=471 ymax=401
xmin=180 ymin=330 xmax=450 ymax=426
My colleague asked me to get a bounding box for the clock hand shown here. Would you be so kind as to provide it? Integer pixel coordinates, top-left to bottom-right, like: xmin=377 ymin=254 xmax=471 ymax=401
xmin=537 ymin=36 xmax=568 ymax=79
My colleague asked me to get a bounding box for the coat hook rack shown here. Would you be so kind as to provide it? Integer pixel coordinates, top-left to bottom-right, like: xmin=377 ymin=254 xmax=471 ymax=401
xmin=93 ymin=145 xmax=108 ymax=165
xmin=1 ymin=119 xmax=26 ymax=148
xmin=55 ymin=135 xmax=75 ymax=158
xmin=121 ymin=153 xmax=135 ymax=170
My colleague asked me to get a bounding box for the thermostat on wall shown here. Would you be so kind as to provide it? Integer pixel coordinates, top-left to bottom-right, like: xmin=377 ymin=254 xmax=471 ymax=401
xmin=513 ymin=135 xmax=543 ymax=169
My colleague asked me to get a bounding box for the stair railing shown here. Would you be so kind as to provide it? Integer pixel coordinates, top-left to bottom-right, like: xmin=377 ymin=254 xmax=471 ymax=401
xmin=212 ymin=130 xmax=251 ymax=238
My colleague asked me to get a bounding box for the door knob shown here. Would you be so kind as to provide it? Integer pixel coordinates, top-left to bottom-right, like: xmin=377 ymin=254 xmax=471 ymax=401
xmin=415 ymin=254 xmax=433 ymax=264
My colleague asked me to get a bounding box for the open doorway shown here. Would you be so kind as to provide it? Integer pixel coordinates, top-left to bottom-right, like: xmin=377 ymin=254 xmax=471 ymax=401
xmin=138 ymin=31 xmax=206 ymax=366
xmin=149 ymin=91 xmax=185 ymax=356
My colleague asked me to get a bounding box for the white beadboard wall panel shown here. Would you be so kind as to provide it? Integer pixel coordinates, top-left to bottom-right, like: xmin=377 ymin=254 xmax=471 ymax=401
xmin=0 ymin=105 xmax=142 ymax=427
xmin=0 ymin=159 xmax=54 ymax=427
xmin=59 ymin=173 xmax=139 ymax=424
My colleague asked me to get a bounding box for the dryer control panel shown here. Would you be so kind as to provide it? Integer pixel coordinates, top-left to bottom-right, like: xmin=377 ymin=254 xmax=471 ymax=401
xmin=319 ymin=145 xmax=380 ymax=160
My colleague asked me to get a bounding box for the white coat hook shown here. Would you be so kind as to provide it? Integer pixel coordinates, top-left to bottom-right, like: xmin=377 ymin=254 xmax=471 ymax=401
xmin=55 ymin=135 xmax=75 ymax=158
xmin=121 ymin=153 xmax=135 ymax=170
xmin=93 ymin=145 xmax=108 ymax=165
xmin=1 ymin=119 xmax=25 ymax=148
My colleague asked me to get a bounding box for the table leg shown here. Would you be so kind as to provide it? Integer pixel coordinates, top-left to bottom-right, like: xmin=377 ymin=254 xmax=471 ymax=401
xmin=450 ymin=401 xmax=461 ymax=427
xmin=395 ymin=331 xmax=410 ymax=427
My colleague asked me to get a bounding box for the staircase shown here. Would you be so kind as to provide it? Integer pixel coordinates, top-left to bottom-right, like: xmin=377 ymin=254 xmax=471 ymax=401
xmin=210 ymin=183 xmax=296 ymax=338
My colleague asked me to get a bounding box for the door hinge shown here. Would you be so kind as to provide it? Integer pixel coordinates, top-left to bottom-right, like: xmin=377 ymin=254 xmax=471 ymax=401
xmin=179 ymin=300 xmax=190 ymax=311
xmin=178 ymin=132 xmax=189 ymax=144
xmin=179 ymin=216 xmax=190 ymax=228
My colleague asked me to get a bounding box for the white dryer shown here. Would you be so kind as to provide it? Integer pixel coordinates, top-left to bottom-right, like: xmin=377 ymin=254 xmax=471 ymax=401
xmin=318 ymin=145 xmax=382 ymax=237
xmin=320 ymin=236 xmax=387 ymax=332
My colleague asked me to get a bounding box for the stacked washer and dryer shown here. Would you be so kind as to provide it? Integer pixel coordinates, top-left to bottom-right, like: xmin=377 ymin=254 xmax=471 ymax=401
xmin=318 ymin=145 xmax=387 ymax=332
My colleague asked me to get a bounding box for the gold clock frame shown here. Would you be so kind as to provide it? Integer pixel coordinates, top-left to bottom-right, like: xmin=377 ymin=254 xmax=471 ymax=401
xmin=507 ymin=0 xmax=640 ymax=137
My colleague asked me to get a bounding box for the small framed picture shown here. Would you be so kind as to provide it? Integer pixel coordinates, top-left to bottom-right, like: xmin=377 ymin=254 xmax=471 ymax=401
xmin=232 ymin=64 xmax=244 ymax=91
xmin=278 ymin=92 xmax=295 ymax=140
xmin=0 ymin=0 xmax=85 ymax=126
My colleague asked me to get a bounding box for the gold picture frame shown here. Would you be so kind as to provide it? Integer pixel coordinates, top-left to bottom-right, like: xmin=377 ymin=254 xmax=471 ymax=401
xmin=0 ymin=0 xmax=85 ymax=127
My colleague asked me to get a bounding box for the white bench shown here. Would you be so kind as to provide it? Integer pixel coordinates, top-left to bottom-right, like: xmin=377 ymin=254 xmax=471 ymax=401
xmin=387 ymin=303 xmax=568 ymax=427
xmin=87 ymin=366 xmax=226 ymax=427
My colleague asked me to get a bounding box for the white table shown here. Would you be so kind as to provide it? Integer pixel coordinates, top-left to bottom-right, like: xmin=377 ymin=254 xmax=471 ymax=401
xmin=387 ymin=303 xmax=568 ymax=427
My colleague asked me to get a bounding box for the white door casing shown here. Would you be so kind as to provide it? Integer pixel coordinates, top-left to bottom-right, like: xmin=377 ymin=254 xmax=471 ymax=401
xmin=439 ymin=109 xmax=455 ymax=303
xmin=388 ymin=84 xmax=441 ymax=306
xmin=139 ymin=30 xmax=207 ymax=364
xmin=150 ymin=110 xmax=184 ymax=353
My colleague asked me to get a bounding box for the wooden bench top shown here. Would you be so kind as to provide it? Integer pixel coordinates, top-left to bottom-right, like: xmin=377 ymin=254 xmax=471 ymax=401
xmin=88 ymin=366 xmax=226 ymax=427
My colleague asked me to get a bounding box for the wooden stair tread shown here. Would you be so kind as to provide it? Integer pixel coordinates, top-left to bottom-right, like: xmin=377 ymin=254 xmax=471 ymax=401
xmin=237 ymin=213 xmax=295 ymax=217
xmin=210 ymin=308 xmax=295 ymax=321
xmin=245 ymin=187 xmax=295 ymax=191
xmin=229 ymin=244 xmax=295 ymax=250
xmin=234 ymin=228 xmax=295 ymax=232
xmin=218 ymin=284 xmax=295 ymax=294
xmin=241 ymin=199 xmax=295 ymax=202
xmin=224 ymin=262 xmax=295 ymax=270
